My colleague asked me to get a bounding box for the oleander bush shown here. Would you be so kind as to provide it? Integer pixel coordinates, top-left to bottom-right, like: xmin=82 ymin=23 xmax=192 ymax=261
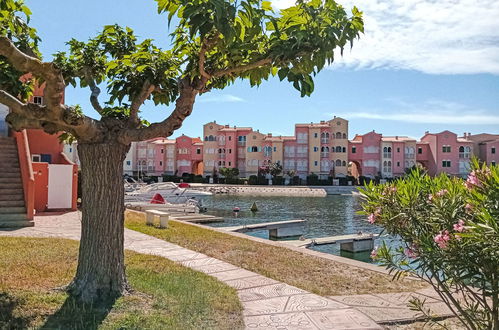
xmin=361 ymin=159 xmax=498 ymax=329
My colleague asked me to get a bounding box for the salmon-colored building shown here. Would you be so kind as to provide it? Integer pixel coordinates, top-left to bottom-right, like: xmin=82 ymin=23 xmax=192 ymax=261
xmin=0 ymin=87 xmax=78 ymax=228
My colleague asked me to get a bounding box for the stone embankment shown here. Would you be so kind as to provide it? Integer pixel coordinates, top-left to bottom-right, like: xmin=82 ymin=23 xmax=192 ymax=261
xmin=190 ymin=184 xmax=361 ymax=197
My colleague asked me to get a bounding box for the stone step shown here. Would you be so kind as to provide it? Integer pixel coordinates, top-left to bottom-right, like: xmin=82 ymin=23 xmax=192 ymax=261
xmin=0 ymin=177 xmax=22 ymax=184
xmin=0 ymin=194 xmax=24 ymax=202
xmin=0 ymin=172 xmax=21 ymax=178
xmin=0 ymin=155 xmax=19 ymax=161
xmin=0 ymin=206 xmax=26 ymax=214
xmin=0 ymin=220 xmax=34 ymax=228
xmin=0 ymin=183 xmax=23 ymax=189
xmin=0 ymin=145 xmax=17 ymax=150
xmin=0 ymin=213 xmax=27 ymax=221
xmin=0 ymin=200 xmax=25 ymax=207
xmin=0 ymin=167 xmax=22 ymax=173
xmin=0 ymin=159 xmax=20 ymax=165
xmin=0 ymin=188 xmax=23 ymax=195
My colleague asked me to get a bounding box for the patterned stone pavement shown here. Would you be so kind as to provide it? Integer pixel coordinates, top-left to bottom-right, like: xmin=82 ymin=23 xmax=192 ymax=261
xmin=0 ymin=211 xmax=451 ymax=329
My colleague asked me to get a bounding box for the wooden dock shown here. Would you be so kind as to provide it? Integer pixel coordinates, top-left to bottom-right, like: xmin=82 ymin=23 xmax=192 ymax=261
xmin=283 ymin=233 xmax=379 ymax=250
xmin=170 ymin=214 xmax=224 ymax=223
xmin=220 ymin=219 xmax=306 ymax=232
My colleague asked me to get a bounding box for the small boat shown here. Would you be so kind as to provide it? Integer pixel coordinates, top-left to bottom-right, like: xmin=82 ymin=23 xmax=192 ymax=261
xmin=125 ymin=181 xmax=212 ymax=204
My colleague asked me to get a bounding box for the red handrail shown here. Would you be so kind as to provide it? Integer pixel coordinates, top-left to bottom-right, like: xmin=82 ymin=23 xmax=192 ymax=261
xmin=14 ymin=130 xmax=35 ymax=220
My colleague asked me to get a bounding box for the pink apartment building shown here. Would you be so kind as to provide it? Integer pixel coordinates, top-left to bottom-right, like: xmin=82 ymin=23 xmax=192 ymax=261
xmin=66 ymin=117 xmax=496 ymax=180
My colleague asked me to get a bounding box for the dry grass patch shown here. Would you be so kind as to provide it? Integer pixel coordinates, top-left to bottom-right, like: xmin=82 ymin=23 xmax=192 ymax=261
xmin=126 ymin=210 xmax=428 ymax=296
xmin=0 ymin=237 xmax=243 ymax=329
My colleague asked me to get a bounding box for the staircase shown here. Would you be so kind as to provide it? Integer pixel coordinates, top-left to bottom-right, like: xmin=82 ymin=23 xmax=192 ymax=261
xmin=0 ymin=136 xmax=33 ymax=227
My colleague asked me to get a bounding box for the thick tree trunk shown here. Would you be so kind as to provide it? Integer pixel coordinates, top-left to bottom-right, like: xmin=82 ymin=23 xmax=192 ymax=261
xmin=68 ymin=141 xmax=130 ymax=303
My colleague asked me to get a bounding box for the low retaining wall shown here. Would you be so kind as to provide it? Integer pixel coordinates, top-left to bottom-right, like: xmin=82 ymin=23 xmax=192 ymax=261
xmin=192 ymin=184 xmax=327 ymax=197
xmin=190 ymin=184 xmax=361 ymax=196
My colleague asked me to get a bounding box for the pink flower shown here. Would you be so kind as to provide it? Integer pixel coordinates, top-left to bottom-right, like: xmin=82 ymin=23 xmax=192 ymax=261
xmin=404 ymin=248 xmax=418 ymax=259
xmin=368 ymin=213 xmax=376 ymax=224
xmin=434 ymin=230 xmax=451 ymax=249
xmin=391 ymin=187 xmax=397 ymax=192
xmin=436 ymin=189 xmax=448 ymax=197
xmin=455 ymin=234 xmax=462 ymax=241
xmin=465 ymin=203 xmax=473 ymax=211
xmin=453 ymin=219 xmax=465 ymax=232
xmin=370 ymin=249 xmax=378 ymax=259
xmin=465 ymin=172 xmax=481 ymax=189
xmin=428 ymin=194 xmax=433 ymax=202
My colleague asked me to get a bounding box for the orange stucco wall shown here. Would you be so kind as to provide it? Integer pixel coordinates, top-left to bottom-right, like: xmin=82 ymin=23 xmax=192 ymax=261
xmin=26 ymin=130 xmax=65 ymax=163
xmin=32 ymin=162 xmax=49 ymax=212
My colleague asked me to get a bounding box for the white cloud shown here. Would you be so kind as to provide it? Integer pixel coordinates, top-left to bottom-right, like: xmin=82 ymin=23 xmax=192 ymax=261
xmin=198 ymin=94 xmax=245 ymax=103
xmin=328 ymin=99 xmax=499 ymax=124
xmin=273 ymin=0 xmax=499 ymax=74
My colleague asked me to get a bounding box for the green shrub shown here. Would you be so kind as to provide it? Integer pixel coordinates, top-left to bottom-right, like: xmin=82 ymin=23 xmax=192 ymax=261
xmin=307 ymin=173 xmax=319 ymax=185
xmin=361 ymin=160 xmax=498 ymax=329
xmin=248 ymin=175 xmax=258 ymax=185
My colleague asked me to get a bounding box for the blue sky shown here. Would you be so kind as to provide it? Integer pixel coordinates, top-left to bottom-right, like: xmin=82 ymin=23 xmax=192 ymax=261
xmin=26 ymin=0 xmax=499 ymax=139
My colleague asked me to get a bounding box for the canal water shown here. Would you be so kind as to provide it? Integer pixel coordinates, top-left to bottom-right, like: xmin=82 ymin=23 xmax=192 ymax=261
xmin=202 ymin=195 xmax=387 ymax=263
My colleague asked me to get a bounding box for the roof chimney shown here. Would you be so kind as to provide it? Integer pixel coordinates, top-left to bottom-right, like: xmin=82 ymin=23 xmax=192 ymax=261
xmin=395 ymin=136 xmax=398 ymax=140
xmin=225 ymin=124 xmax=229 ymax=128
xmin=425 ymin=131 xmax=429 ymax=134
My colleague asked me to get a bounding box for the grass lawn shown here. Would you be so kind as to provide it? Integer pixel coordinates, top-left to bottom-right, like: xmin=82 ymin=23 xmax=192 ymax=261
xmin=125 ymin=210 xmax=428 ymax=297
xmin=0 ymin=237 xmax=243 ymax=329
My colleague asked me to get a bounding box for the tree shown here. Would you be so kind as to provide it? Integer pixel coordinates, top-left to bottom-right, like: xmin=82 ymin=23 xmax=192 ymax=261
xmin=219 ymin=167 xmax=239 ymax=180
xmin=0 ymin=0 xmax=363 ymax=303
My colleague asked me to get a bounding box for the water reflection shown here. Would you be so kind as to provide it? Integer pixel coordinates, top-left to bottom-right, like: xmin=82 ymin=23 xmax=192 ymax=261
xmin=202 ymin=195 xmax=387 ymax=263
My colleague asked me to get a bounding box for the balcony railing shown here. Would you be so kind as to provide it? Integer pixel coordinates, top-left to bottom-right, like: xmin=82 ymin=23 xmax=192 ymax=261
xmin=404 ymin=153 xmax=415 ymax=159
xmin=237 ymin=141 xmax=246 ymax=146
xmin=459 ymin=153 xmax=470 ymax=159
xmin=383 ymin=152 xmax=392 ymax=159
xmin=219 ymin=153 xmax=226 ymax=159
xmin=320 ymin=152 xmax=329 ymax=158
xmin=321 ymin=138 xmax=329 ymax=144
xmin=218 ymin=140 xmax=226 ymax=146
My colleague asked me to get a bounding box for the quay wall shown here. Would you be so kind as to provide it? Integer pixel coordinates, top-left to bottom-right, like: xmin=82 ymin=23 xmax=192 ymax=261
xmin=190 ymin=184 xmax=361 ymax=197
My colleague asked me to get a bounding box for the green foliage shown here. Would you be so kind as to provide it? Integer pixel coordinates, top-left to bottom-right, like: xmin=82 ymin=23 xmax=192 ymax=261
xmin=157 ymin=0 xmax=363 ymax=96
xmin=0 ymin=0 xmax=39 ymax=100
xmin=218 ymin=167 xmax=239 ymax=179
xmin=53 ymin=25 xmax=182 ymax=113
xmin=361 ymin=160 xmax=499 ymax=329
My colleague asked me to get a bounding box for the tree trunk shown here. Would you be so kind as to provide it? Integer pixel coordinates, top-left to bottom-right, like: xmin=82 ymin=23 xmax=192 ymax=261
xmin=68 ymin=141 xmax=130 ymax=303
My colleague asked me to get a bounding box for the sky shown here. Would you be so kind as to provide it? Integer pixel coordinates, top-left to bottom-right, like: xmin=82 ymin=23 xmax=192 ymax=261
xmin=25 ymin=0 xmax=499 ymax=139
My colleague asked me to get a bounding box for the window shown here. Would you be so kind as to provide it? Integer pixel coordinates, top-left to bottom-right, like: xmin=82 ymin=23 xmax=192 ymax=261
xmin=321 ymin=132 xmax=329 ymax=144
xmin=314 ymin=133 xmax=318 ymax=138
xmin=351 ymin=146 xmax=356 ymax=154
xmin=442 ymin=160 xmax=451 ymax=168
xmin=342 ymin=147 xmax=346 ymax=153
xmin=126 ymin=160 xmax=131 ymax=166
xmin=397 ymin=161 xmax=400 ymax=167
xmin=313 ymin=147 xmax=318 ymax=152
xmin=228 ymin=136 xmax=232 ymax=141
xmin=492 ymin=161 xmax=496 ymax=166
xmin=228 ymin=149 xmax=232 ymax=154
xmin=161 ymin=149 xmax=164 ymax=154
xmin=335 ymin=159 xmax=341 ymax=166
xmin=335 ymin=132 xmax=342 ymax=139
xmin=397 ymin=148 xmax=400 ymax=153
xmin=273 ymin=147 xmax=277 ymax=152
xmin=69 ymin=147 xmax=72 ymax=153
xmin=492 ymin=147 xmax=496 ymax=154
xmin=418 ymin=147 xmax=423 ymax=154
xmin=33 ymin=96 xmax=43 ymax=104
xmin=314 ymin=161 xmax=318 ymax=166
xmin=442 ymin=145 xmax=451 ymax=153
xmin=335 ymin=146 xmax=342 ymax=152
xmin=196 ymin=148 xmax=201 ymax=154
xmin=159 ymin=161 xmax=163 ymax=166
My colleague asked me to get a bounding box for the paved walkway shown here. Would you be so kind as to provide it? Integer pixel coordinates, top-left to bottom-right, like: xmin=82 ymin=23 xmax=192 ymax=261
xmin=1 ymin=212 xmax=459 ymax=329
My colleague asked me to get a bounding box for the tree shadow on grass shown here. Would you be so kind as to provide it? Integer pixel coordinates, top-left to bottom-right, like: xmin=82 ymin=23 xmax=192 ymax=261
xmin=0 ymin=292 xmax=31 ymax=329
xmin=41 ymin=295 xmax=116 ymax=330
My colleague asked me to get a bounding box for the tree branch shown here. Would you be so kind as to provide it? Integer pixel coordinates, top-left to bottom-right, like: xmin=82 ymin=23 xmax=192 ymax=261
xmin=129 ymin=80 xmax=155 ymax=125
xmin=198 ymin=38 xmax=213 ymax=80
xmin=212 ymin=58 xmax=272 ymax=78
xmin=120 ymin=78 xmax=198 ymax=143
xmin=0 ymin=36 xmax=65 ymax=113
xmin=82 ymin=68 xmax=103 ymax=114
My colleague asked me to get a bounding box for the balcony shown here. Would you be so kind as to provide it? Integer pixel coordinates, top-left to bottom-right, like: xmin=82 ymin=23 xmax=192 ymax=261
xmin=218 ymin=153 xmax=226 ymax=159
xmin=383 ymin=152 xmax=392 ymax=159
xmin=404 ymin=153 xmax=415 ymax=159
xmin=320 ymin=152 xmax=329 ymax=158
xmin=218 ymin=140 xmax=226 ymax=146
xmin=321 ymin=138 xmax=329 ymax=144
xmin=459 ymin=153 xmax=470 ymax=159
xmin=237 ymin=141 xmax=246 ymax=146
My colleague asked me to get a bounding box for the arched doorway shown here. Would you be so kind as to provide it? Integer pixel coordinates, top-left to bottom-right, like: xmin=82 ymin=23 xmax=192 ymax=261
xmin=192 ymin=161 xmax=204 ymax=175
xmin=348 ymin=161 xmax=362 ymax=178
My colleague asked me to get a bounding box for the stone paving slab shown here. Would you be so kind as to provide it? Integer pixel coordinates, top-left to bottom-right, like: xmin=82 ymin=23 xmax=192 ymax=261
xmin=0 ymin=212 xmax=383 ymax=329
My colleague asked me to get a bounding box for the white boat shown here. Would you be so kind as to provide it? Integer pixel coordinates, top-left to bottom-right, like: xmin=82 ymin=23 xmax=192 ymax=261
xmin=125 ymin=182 xmax=212 ymax=204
